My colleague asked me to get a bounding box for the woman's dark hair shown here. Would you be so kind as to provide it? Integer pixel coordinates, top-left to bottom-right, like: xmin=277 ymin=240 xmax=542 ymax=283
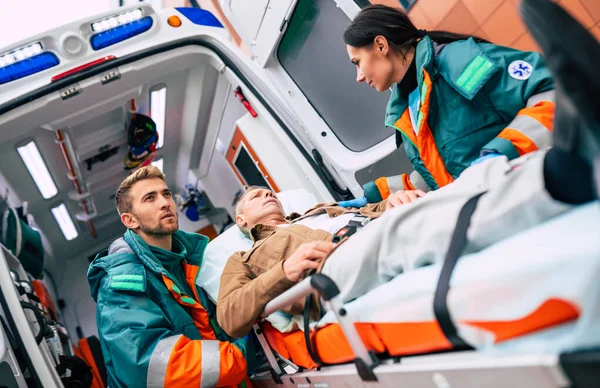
xmin=344 ymin=5 xmax=488 ymax=51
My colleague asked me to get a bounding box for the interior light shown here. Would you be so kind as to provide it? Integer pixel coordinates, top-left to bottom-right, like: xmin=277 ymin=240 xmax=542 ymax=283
xmin=150 ymin=87 xmax=166 ymax=148
xmin=51 ymin=203 xmax=78 ymax=241
xmin=92 ymin=9 xmax=144 ymax=32
xmin=17 ymin=141 xmax=58 ymax=199
xmin=151 ymin=158 xmax=163 ymax=173
xmin=0 ymin=43 xmax=44 ymax=70
xmin=15 ymin=50 xmax=26 ymax=61
xmin=90 ymin=16 xmax=153 ymax=51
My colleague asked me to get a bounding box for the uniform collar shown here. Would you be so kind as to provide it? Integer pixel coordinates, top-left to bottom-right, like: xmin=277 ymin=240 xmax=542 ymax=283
xmin=123 ymin=229 xmax=209 ymax=275
xmin=385 ymin=37 xmax=439 ymax=127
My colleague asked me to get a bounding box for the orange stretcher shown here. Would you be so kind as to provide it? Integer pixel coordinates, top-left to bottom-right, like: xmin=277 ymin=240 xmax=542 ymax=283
xmin=259 ymin=298 xmax=579 ymax=371
xmin=250 ymin=204 xmax=600 ymax=380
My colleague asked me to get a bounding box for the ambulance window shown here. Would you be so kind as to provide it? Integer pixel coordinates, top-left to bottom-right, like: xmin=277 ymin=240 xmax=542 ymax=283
xmin=277 ymin=0 xmax=394 ymax=152
xmin=234 ymin=146 xmax=270 ymax=188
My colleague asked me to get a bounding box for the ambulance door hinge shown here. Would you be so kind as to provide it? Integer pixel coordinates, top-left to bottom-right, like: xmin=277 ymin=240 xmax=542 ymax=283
xmin=60 ymin=84 xmax=81 ymax=101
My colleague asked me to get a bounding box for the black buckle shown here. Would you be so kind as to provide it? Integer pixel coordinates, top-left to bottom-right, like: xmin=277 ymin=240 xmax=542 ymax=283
xmin=332 ymin=225 xmax=358 ymax=243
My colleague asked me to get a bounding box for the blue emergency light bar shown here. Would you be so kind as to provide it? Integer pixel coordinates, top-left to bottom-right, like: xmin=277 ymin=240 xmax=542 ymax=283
xmin=90 ymin=16 xmax=153 ymax=51
xmin=0 ymin=51 xmax=59 ymax=85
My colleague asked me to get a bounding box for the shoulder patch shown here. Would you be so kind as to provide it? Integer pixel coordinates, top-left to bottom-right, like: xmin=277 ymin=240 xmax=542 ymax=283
xmin=456 ymin=55 xmax=495 ymax=94
xmin=435 ymin=39 xmax=500 ymax=100
xmin=508 ymin=60 xmax=532 ymax=80
xmin=107 ymin=265 xmax=147 ymax=293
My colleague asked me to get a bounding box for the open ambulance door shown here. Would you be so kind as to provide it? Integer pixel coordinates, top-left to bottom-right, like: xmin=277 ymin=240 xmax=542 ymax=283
xmin=220 ymin=0 xmax=415 ymax=200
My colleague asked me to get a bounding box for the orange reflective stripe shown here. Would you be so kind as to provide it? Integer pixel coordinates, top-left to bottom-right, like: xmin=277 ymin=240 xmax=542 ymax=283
xmin=216 ymin=341 xmax=248 ymax=387
xmin=163 ymin=336 xmax=202 ymax=388
xmin=183 ymin=262 xmax=202 ymax=304
xmin=462 ymin=298 xmax=579 ymax=343
xmin=161 ymin=273 xmax=215 ymax=340
xmin=392 ymin=108 xmax=418 ymax=146
xmin=374 ymin=177 xmax=391 ymax=200
xmin=401 ymin=173 xmax=415 ymax=190
xmin=497 ymin=128 xmax=539 ymax=156
xmin=517 ymin=100 xmax=555 ymax=131
xmin=163 ymin=337 xmax=248 ymax=388
xmin=417 ymin=70 xmax=454 ymax=188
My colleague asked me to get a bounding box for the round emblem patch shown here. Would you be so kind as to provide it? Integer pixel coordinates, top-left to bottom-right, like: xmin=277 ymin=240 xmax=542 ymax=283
xmin=508 ymin=60 xmax=533 ymax=80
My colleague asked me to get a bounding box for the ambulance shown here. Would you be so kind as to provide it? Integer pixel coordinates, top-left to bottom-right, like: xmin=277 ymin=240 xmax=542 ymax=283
xmin=0 ymin=1 xmax=598 ymax=387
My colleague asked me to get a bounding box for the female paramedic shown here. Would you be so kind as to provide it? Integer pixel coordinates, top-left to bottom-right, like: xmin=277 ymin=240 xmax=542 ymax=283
xmin=340 ymin=4 xmax=555 ymax=206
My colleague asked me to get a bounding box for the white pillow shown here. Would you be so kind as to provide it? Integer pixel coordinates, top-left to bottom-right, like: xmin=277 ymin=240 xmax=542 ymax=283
xmin=198 ymin=225 xmax=253 ymax=303
xmin=198 ymin=188 xmax=319 ymax=303
xmin=276 ymin=188 xmax=319 ymax=215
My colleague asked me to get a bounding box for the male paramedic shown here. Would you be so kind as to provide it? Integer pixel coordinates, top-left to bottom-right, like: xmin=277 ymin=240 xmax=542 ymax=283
xmin=88 ymin=166 xmax=251 ymax=388
xmin=217 ymin=0 xmax=600 ymax=339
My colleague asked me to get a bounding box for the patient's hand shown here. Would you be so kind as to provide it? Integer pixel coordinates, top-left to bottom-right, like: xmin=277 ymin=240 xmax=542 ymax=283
xmin=283 ymin=241 xmax=337 ymax=282
xmin=385 ymin=190 xmax=427 ymax=210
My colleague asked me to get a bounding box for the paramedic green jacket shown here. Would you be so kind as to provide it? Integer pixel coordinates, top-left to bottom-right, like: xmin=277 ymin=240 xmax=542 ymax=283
xmin=363 ymin=36 xmax=555 ymax=202
xmin=88 ymin=229 xmax=252 ymax=388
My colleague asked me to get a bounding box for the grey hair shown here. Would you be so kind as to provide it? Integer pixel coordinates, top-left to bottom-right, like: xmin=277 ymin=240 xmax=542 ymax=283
xmin=234 ymin=185 xmax=270 ymax=238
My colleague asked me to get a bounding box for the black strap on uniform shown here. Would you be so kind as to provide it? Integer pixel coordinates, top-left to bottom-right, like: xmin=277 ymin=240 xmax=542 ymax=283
xmin=433 ymin=191 xmax=487 ymax=349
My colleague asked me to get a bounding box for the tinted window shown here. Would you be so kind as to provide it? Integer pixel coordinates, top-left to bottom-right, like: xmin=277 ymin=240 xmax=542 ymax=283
xmin=234 ymin=146 xmax=270 ymax=188
xmin=277 ymin=0 xmax=394 ymax=152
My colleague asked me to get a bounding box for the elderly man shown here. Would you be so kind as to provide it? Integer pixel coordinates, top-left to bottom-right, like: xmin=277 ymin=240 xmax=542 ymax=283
xmin=218 ymin=0 xmax=600 ymax=339
xmin=216 ymin=186 xmax=425 ymax=337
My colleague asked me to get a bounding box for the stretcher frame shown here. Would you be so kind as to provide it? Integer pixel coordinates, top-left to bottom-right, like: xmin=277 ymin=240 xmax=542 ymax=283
xmin=250 ymin=273 xmax=598 ymax=388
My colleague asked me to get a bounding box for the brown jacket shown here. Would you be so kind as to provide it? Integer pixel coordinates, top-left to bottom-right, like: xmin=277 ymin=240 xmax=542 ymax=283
xmin=217 ymin=201 xmax=386 ymax=338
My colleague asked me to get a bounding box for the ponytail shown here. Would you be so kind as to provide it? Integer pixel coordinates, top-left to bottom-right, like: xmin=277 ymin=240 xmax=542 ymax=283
xmin=343 ymin=5 xmax=489 ymax=51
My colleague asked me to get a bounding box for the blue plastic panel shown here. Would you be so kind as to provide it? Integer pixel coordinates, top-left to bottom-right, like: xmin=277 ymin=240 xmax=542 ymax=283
xmin=176 ymin=8 xmax=223 ymax=28
xmin=0 ymin=52 xmax=59 ymax=85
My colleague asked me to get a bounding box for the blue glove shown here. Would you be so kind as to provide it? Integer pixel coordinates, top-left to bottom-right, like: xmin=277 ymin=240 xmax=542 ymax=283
xmin=338 ymin=196 xmax=368 ymax=208
xmin=471 ymin=152 xmax=502 ymax=166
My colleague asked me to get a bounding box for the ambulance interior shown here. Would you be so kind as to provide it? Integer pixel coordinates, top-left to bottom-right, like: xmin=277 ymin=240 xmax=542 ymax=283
xmin=0 ymin=1 xmax=599 ymax=388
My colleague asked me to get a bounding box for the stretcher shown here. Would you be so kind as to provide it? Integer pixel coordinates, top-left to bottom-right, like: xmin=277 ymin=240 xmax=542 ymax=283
xmin=238 ymin=202 xmax=600 ymax=387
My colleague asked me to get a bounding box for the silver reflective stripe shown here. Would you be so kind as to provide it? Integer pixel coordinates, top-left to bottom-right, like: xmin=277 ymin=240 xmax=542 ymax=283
xmin=386 ymin=174 xmax=406 ymax=192
xmin=409 ymin=170 xmax=430 ymax=192
xmin=507 ymin=114 xmax=552 ymax=149
xmin=200 ymin=340 xmax=220 ymax=388
xmin=147 ymin=335 xmax=181 ymax=387
xmin=526 ymin=90 xmax=555 ymax=107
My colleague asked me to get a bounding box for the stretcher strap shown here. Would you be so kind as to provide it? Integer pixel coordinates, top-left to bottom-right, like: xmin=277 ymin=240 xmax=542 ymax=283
xmin=433 ymin=191 xmax=487 ymax=349
xmin=303 ymin=293 xmax=325 ymax=367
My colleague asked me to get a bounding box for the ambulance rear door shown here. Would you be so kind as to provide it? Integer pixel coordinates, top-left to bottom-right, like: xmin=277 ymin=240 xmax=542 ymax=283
xmin=220 ymin=0 xmax=414 ymax=198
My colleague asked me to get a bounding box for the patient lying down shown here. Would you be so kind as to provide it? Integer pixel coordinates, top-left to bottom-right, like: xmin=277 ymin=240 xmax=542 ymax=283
xmin=218 ymin=150 xmax=597 ymax=339
xmin=216 ymin=186 xmax=425 ymax=338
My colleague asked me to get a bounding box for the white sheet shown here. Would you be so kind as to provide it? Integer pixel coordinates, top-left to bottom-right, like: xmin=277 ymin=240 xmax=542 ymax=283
xmin=318 ymin=202 xmax=600 ymax=354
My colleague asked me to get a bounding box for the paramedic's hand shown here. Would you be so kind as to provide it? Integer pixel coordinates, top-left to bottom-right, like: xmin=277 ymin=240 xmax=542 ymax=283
xmin=283 ymin=241 xmax=337 ymax=282
xmin=385 ymin=190 xmax=427 ymax=210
